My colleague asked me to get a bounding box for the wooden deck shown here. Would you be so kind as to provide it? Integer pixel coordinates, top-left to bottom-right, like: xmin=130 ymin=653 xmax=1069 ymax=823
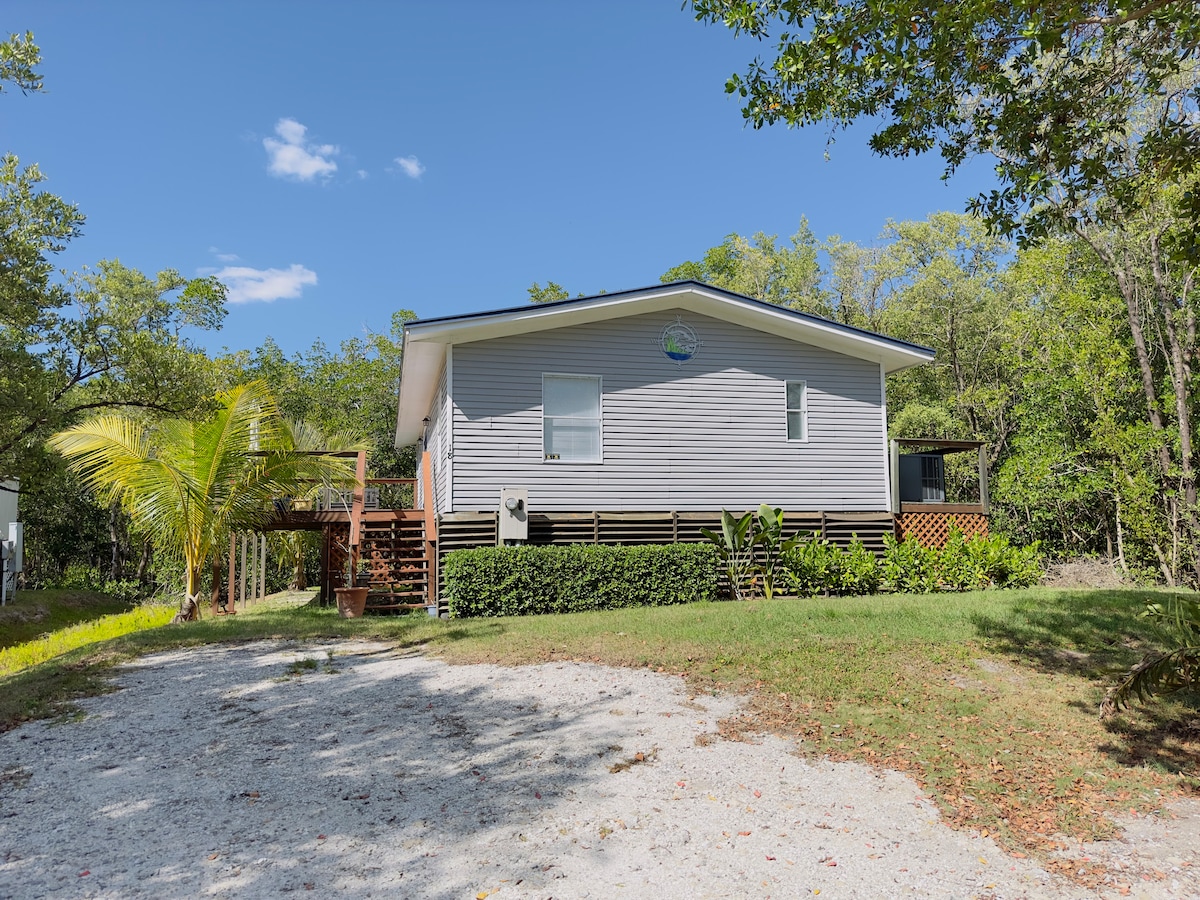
xmin=247 ymin=447 xmax=989 ymax=615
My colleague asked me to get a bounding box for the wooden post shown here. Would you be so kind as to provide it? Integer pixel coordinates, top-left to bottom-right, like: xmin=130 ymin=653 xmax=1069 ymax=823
xmin=420 ymin=450 xmax=437 ymax=606
xmin=978 ymin=444 xmax=991 ymax=515
xmin=228 ymin=533 xmax=236 ymax=612
xmin=349 ymin=451 xmax=367 ymax=581
xmin=259 ymin=533 xmax=267 ymax=599
xmin=240 ymin=535 xmax=248 ymax=608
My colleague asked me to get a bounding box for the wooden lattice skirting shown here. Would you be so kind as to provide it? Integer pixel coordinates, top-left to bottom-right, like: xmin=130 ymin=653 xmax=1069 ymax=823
xmin=896 ymin=512 xmax=988 ymax=548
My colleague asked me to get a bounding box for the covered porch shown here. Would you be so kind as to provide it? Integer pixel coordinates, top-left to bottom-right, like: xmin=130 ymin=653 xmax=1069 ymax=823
xmin=890 ymin=438 xmax=990 ymax=547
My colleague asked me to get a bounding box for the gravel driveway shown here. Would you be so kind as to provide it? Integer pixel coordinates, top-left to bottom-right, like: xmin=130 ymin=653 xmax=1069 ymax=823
xmin=0 ymin=640 xmax=1196 ymax=899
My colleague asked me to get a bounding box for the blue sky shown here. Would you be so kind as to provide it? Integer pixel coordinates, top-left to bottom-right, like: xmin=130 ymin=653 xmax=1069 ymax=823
xmin=7 ymin=2 xmax=998 ymax=357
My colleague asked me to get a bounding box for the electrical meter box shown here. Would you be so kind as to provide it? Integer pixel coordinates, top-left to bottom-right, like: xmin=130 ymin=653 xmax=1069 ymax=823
xmin=498 ymin=488 xmax=528 ymax=544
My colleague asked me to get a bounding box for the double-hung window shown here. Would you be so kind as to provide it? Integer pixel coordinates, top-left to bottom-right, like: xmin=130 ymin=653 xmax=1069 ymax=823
xmin=543 ymin=374 xmax=601 ymax=462
xmin=786 ymin=380 xmax=808 ymax=441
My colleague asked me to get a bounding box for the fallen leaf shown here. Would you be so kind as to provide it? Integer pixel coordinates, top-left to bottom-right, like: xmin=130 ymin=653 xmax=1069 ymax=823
xmin=317 ymin=835 xmax=326 ymax=841
xmin=676 ymin=781 xmax=687 ymax=788
xmin=738 ymin=831 xmax=752 ymax=836
xmin=78 ymin=870 xmax=90 ymax=877
xmin=208 ymin=853 xmax=219 ymax=861
xmin=765 ymin=855 xmax=776 ymax=861
xmin=754 ymin=789 xmax=762 ymax=798
xmin=534 ymin=791 xmax=542 ymax=799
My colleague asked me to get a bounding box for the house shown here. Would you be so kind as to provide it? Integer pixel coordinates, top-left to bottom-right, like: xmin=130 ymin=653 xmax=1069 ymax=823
xmin=393 ymin=282 xmax=982 ymax=596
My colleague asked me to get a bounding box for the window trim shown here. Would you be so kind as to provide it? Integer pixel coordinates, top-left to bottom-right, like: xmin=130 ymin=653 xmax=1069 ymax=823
xmin=785 ymin=379 xmax=808 ymax=443
xmin=541 ymin=372 xmax=603 ymax=464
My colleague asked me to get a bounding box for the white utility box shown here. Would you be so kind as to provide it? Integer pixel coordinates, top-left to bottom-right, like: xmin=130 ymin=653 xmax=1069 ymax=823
xmin=498 ymin=488 xmax=528 ymax=544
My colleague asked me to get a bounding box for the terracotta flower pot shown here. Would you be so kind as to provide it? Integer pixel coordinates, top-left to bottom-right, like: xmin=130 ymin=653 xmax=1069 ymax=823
xmin=334 ymin=586 xmax=369 ymax=619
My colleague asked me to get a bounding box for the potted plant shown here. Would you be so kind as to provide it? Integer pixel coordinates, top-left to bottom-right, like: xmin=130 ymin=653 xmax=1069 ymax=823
xmin=332 ymin=536 xmax=369 ymax=619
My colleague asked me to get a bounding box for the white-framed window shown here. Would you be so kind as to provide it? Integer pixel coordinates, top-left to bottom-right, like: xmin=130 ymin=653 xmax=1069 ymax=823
xmin=543 ymin=374 xmax=602 ymax=463
xmin=786 ymin=380 xmax=808 ymax=442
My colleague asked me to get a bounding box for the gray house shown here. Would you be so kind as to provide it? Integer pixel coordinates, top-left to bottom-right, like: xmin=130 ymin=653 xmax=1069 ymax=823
xmin=395 ymin=282 xmax=942 ymax=580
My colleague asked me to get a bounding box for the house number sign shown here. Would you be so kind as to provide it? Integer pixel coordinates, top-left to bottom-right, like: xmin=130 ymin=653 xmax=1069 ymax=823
xmin=659 ymin=318 xmax=699 ymax=366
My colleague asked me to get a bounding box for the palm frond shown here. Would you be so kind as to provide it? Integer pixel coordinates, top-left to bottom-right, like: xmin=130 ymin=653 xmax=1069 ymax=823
xmin=1101 ymin=594 xmax=1200 ymax=718
xmin=1102 ymin=645 xmax=1200 ymax=717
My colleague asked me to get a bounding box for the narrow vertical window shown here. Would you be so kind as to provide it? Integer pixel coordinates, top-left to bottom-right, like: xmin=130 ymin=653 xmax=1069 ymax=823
xmin=543 ymin=374 xmax=601 ymax=462
xmin=786 ymin=380 xmax=807 ymax=441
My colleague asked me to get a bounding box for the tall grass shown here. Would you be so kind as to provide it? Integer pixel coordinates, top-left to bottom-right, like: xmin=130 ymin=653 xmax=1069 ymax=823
xmin=0 ymin=604 xmax=177 ymax=676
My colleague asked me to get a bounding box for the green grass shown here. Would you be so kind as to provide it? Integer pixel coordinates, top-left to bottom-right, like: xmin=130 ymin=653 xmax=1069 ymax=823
xmin=0 ymin=589 xmax=140 ymax=650
xmin=0 ymin=584 xmax=1196 ymax=866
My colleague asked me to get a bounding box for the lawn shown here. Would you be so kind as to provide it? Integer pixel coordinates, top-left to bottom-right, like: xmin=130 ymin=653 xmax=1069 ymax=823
xmin=0 ymin=589 xmax=143 ymax=650
xmin=1 ymin=584 xmax=1196 ymax=869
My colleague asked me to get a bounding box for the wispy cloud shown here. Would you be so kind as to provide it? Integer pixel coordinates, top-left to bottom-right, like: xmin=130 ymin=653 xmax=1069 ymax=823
xmin=392 ymin=155 xmax=425 ymax=179
xmin=263 ymin=118 xmax=338 ymax=181
xmin=216 ymin=264 xmax=318 ymax=304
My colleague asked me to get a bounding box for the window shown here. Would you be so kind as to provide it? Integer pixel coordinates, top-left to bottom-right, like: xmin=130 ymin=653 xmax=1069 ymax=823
xmin=543 ymin=374 xmax=601 ymax=462
xmin=920 ymin=454 xmax=945 ymax=502
xmin=786 ymin=380 xmax=807 ymax=441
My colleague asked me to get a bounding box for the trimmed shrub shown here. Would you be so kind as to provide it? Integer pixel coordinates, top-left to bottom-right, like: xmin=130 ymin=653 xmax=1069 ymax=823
xmin=782 ymin=536 xmax=880 ymax=597
xmin=443 ymin=543 xmax=720 ymax=618
xmin=883 ymin=529 xmax=1043 ymax=592
xmin=881 ymin=534 xmax=941 ymax=593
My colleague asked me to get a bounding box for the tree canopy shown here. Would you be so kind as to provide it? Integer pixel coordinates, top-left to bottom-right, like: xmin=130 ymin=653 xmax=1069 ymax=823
xmin=690 ymin=0 xmax=1200 ymax=256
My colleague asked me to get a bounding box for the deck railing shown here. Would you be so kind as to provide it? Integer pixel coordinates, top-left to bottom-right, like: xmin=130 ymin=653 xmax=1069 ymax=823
xmin=313 ymin=478 xmax=417 ymax=512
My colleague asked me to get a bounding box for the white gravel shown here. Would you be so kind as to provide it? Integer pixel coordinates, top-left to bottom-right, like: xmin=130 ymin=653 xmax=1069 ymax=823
xmin=0 ymin=640 xmax=1196 ymax=899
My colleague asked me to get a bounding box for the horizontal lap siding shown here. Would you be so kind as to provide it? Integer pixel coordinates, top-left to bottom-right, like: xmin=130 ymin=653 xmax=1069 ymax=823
xmin=426 ymin=362 xmax=449 ymax=514
xmin=449 ymin=310 xmax=887 ymax=512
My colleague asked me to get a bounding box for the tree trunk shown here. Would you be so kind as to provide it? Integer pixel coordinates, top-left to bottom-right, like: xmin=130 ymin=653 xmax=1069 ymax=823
xmin=210 ymin=556 xmax=223 ymax=617
xmin=172 ymin=564 xmax=201 ymax=623
xmin=135 ymin=539 xmax=152 ymax=584
xmin=291 ymin=550 xmax=307 ymax=591
xmin=108 ymin=499 xmax=125 ymax=581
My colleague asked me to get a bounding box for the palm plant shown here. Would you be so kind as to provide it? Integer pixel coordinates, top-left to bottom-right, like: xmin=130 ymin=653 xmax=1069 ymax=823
xmin=271 ymin=419 xmax=369 ymax=591
xmin=49 ymin=381 xmax=359 ymax=621
xmin=1101 ymin=595 xmax=1200 ymax=718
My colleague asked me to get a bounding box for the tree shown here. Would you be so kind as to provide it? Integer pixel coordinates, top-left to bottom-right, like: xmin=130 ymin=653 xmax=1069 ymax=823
xmin=528 ymin=281 xmax=571 ymax=304
xmin=226 ymin=309 xmax=415 ymax=479
xmin=1 ymin=32 xmax=42 ymax=94
xmin=1 ymin=258 xmax=227 ymax=486
xmin=689 ymin=0 xmax=1200 ymax=256
xmin=661 ymin=220 xmax=827 ymax=314
xmin=49 ymin=382 xmax=358 ymax=620
xmin=876 ymin=212 xmax=1018 ymax=453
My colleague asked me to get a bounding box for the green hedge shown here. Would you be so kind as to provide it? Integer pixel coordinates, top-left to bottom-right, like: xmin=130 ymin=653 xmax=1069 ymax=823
xmin=443 ymin=543 xmax=720 ymax=618
xmin=778 ymin=530 xmax=1042 ymax=597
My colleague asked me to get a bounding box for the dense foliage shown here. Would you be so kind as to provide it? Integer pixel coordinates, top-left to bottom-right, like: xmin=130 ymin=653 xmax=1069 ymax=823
xmin=442 ymin=543 xmax=720 ymax=618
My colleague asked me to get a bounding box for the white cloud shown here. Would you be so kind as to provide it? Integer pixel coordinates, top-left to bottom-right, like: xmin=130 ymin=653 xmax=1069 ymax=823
xmin=393 ymin=155 xmax=425 ymax=179
xmin=356 ymin=169 xmax=369 ymax=180
xmin=263 ymin=118 xmax=338 ymax=181
xmin=216 ymin=264 xmax=318 ymax=304
xmin=216 ymin=252 xmax=240 ymax=262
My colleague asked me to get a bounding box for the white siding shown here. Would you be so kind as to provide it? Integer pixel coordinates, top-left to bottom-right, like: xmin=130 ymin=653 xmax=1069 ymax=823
xmin=448 ymin=309 xmax=888 ymax=512
xmin=423 ymin=360 xmax=450 ymax=514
